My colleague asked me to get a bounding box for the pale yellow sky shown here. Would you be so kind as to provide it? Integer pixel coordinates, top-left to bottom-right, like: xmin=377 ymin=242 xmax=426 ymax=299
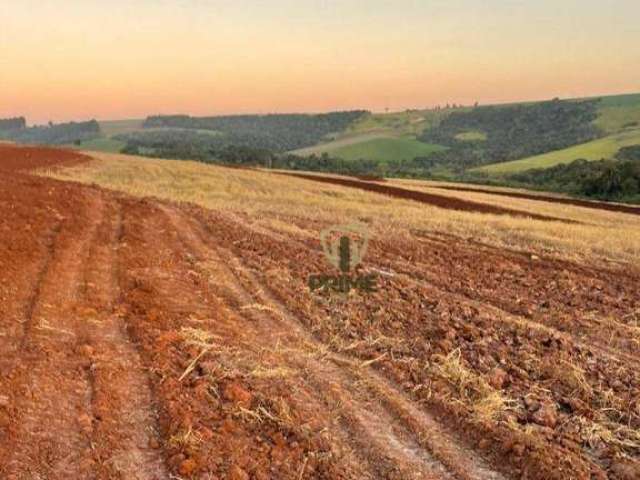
xmin=1 ymin=0 xmax=639 ymax=123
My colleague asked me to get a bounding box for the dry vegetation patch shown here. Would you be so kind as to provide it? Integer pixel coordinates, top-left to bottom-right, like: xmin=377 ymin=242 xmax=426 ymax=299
xmin=43 ymin=152 xmax=640 ymax=267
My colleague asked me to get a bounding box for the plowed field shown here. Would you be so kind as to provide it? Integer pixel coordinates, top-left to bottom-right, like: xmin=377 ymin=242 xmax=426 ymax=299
xmin=1 ymin=144 xmax=639 ymax=479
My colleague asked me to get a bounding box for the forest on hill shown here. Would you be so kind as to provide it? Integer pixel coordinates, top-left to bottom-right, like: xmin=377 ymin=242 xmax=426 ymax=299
xmin=0 ymin=117 xmax=26 ymax=132
xmin=0 ymin=119 xmax=100 ymax=145
xmin=506 ymin=146 xmax=640 ymax=202
xmin=142 ymin=111 xmax=368 ymax=152
xmin=417 ymin=98 xmax=601 ymax=172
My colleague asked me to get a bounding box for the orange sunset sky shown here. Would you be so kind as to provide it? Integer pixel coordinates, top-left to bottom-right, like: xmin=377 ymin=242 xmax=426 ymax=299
xmin=1 ymin=0 xmax=639 ymax=124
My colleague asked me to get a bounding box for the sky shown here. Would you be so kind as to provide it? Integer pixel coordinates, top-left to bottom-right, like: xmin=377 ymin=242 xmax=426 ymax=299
xmin=1 ymin=0 xmax=639 ymax=124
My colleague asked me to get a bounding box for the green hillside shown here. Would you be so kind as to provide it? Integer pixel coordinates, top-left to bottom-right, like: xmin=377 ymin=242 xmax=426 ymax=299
xmin=290 ymin=132 xmax=389 ymax=156
xmin=99 ymin=119 xmax=144 ymax=136
xmin=345 ymin=108 xmax=460 ymax=137
xmin=476 ymin=127 xmax=640 ymax=174
xmin=593 ymin=93 xmax=640 ymax=133
xmin=68 ymin=137 xmax=126 ymax=153
xmin=324 ymin=137 xmax=447 ymax=162
xmin=290 ymin=107 xmax=459 ymax=162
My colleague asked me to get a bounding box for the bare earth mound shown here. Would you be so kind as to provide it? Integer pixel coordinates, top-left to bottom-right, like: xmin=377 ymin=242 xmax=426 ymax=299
xmin=1 ymin=144 xmax=639 ymax=479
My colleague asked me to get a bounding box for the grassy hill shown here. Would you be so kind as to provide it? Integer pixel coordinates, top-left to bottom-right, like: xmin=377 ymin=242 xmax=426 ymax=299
xmin=290 ymin=108 xmax=459 ymax=161
xmin=477 ymin=127 xmax=640 ymax=174
xmin=98 ymin=119 xmax=144 ymax=136
xmin=345 ymin=108 xmax=459 ymax=137
xmin=317 ymin=136 xmax=446 ymax=162
xmin=290 ymin=132 xmax=389 ymax=156
xmin=474 ymin=94 xmax=640 ymax=175
xmin=292 ymin=133 xmax=446 ymax=162
xmin=593 ymin=93 xmax=640 ymax=133
xmin=68 ymin=137 xmax=126 ymax=153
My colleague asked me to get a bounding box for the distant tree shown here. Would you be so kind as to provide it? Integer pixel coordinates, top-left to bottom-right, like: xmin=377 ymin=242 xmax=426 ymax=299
xmin=622 ymin=177 xmax=639 ymax=196
xmin=0 ymin=117 xmax=26 ymax=131
xmin=6 ymin=119 xmax=100 ymax=145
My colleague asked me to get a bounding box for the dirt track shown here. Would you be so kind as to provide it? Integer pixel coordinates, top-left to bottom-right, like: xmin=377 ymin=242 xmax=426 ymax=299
xmin=431 ymin=185 xmax=640 ymax=216
xmin=1 ymin=144 xmax=639 ymax=479
xmin=281 ymin=172 xmax=570 ymax=222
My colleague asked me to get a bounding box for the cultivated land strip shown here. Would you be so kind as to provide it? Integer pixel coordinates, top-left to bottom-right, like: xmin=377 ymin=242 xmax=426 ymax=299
xmin=281 ymin=172 xmax=570 ymax=221
xmin=432 ymin=184 xmax=640 ymax=216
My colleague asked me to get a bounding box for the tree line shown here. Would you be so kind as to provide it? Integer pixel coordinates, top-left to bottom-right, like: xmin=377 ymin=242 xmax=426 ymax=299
xmin=0 ymin=117 xmax=26 ymax=132
xmin=417 ymin=98 xmax=601 ymax=173
xmin=1 ymin=119 xmax=100 ymax=145
xmin=506 ymin=146 xmax=640 ymax=202
xmin=142 ymin=111 xmax=368 ymax=152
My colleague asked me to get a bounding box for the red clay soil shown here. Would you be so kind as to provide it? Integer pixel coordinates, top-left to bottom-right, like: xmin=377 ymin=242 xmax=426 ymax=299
xmin=433 ymin=184 xmax=640 ymax=216
xmin=0 ymin=143 xmax=90 ymax=172
xmin=281 ymin=172 xmax=569 ymax=222
xmin=1 ymin=143 xmax=639 ymax=479
xmin=189 ymin=206 xmax=640 ymax=480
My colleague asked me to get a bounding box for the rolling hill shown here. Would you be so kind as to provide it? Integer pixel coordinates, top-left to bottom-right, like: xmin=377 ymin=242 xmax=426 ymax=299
xmin=476 ymin=127 xmax=640 ymax=174
xmin=290 ymin=108 xmax=457 ymax=161
xmin=4 ymin=92 xmax=636 ymax=201
xmin=476 ymin=93 xmax=640 ymax=174
xmin=293 ymin=136 xmax=447 ymax=162
xmin=594 ymin=92 xmax=640 ymax=133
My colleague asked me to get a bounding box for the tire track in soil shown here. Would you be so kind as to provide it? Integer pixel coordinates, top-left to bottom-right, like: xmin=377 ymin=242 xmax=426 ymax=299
xmin=1 ymin=186 xmax=169 ymax=479
xmin=279 ymin=172 xmax=570 ymax=223
xmin=79 ymin=195 xmax=169 ymax=479
xmin=113 ymin=200 xmax=380 ymax=478
xmin=1 ymin=189 xmax=105 ymax=479
xmin=125 ymin=202 xmax=382 ymax=479
xmin=19 ymin=219 xmax=63 ymax=349
xmin=160 ymin=204 xmax=506 ymax=480
xmin=0 ymin=215 xmax=62 ymax=364
xmin=161 ymin=206 xmax=451 ymax=480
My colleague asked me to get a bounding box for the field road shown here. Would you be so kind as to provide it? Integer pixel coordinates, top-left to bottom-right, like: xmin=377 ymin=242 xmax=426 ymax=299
xmin=0 ymin=144 xmax=639 ymax=479
xmin=280 ymin=172 xmax=570 ymax=222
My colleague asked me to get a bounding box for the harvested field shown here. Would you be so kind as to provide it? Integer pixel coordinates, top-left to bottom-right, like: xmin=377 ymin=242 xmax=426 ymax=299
xmin=1 ymin=144 xmax=640 ymax=479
